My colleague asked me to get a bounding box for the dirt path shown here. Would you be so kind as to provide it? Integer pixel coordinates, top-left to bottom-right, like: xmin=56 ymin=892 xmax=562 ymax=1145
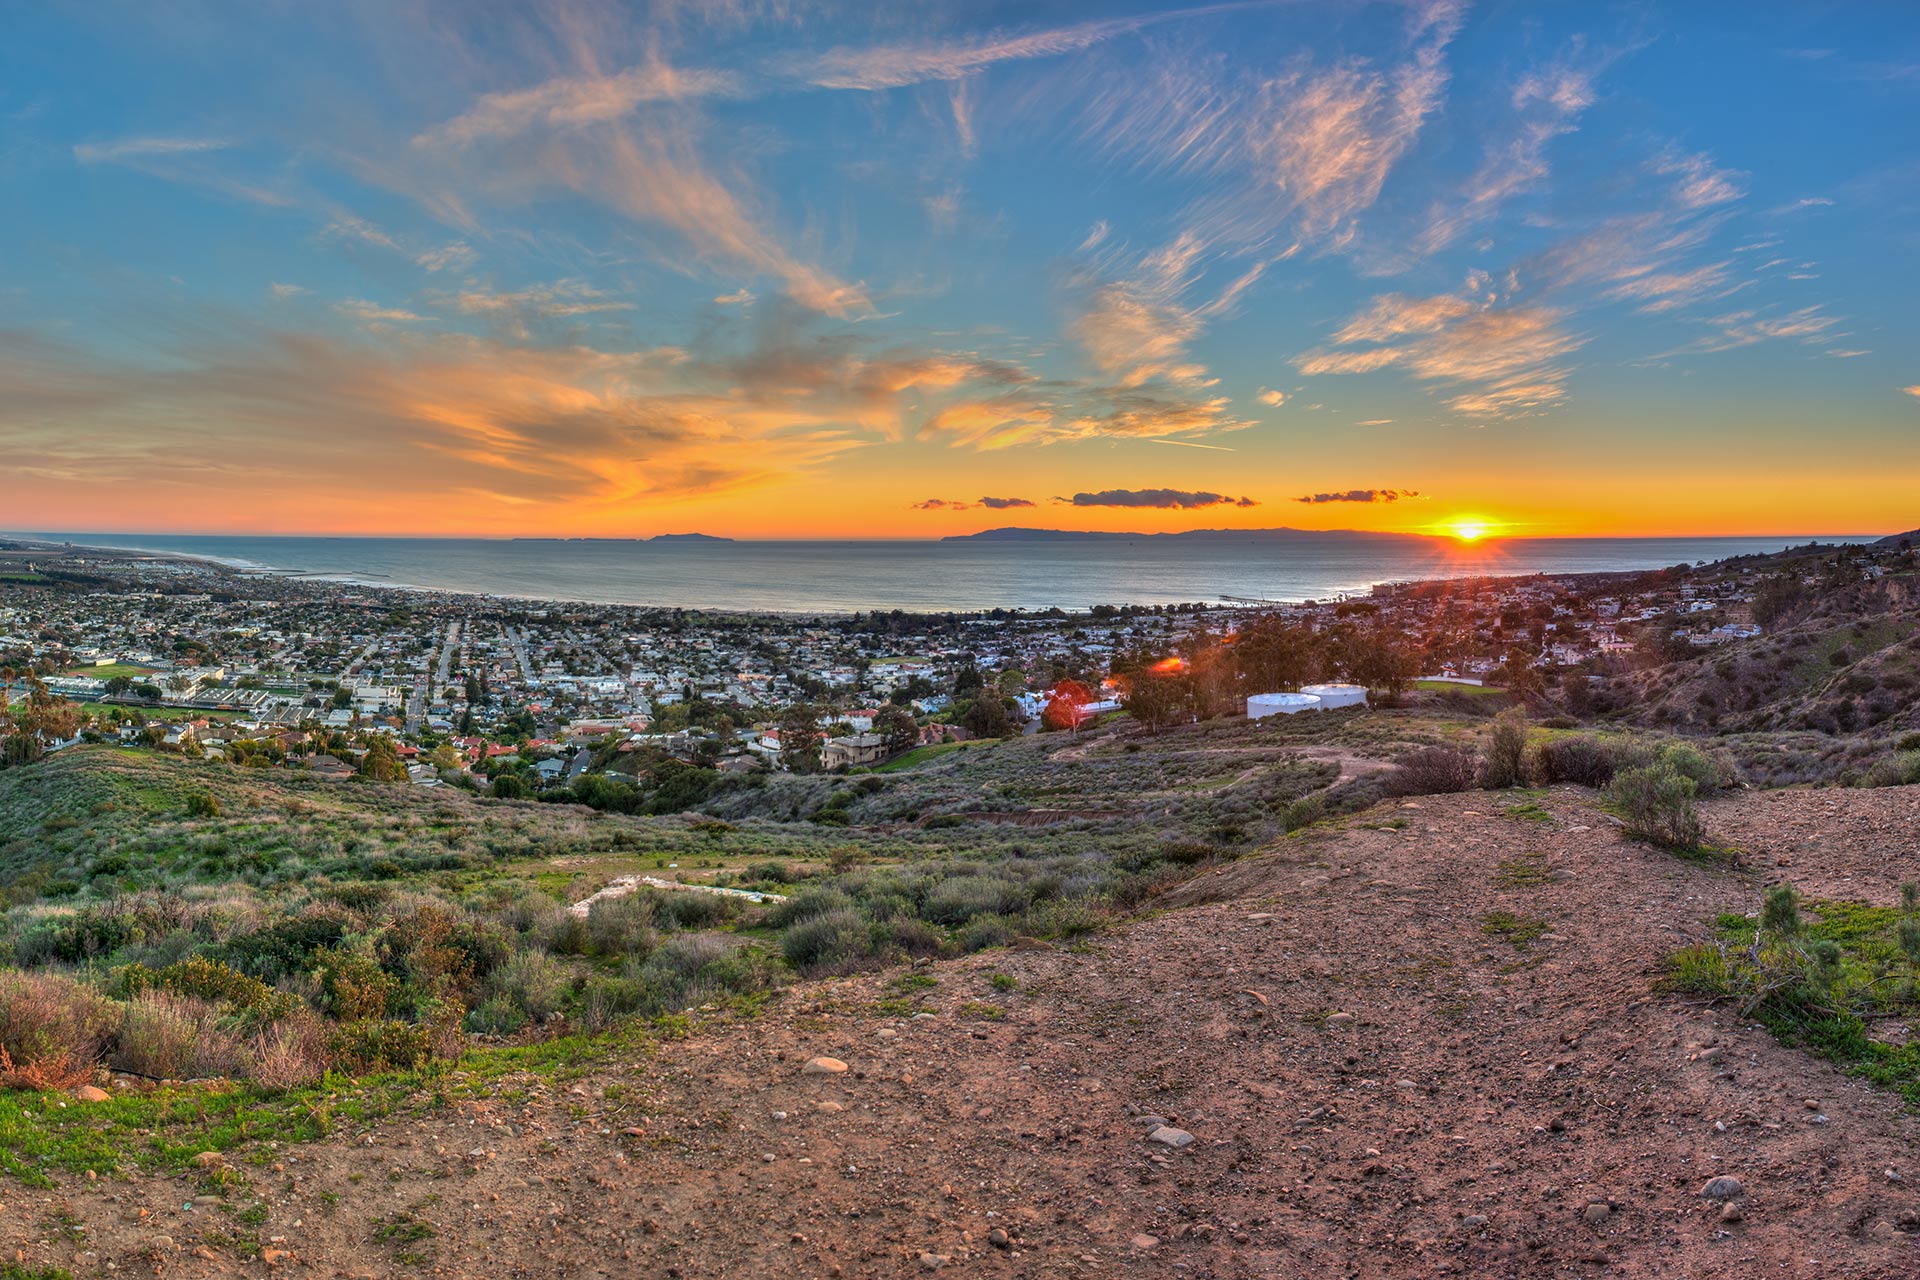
xmin=14 ymin=786 xmax=1920 ymax=1278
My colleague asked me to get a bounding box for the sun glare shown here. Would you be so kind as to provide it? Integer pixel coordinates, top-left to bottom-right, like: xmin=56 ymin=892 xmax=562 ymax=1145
xmin=1439 ymin=516 xmax=1496 ymax=543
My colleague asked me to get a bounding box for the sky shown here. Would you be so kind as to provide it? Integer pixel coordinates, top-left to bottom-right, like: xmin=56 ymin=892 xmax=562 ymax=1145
xmin=2 ymin=0 xmax=1917 ymax=540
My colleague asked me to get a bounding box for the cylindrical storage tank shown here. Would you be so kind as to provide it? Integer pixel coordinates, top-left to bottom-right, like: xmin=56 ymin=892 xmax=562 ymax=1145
xmin=1247 ymin=692 xmax=1322 ymax=719
xmin=1299 ymin=683 xmax=1369 ymax=709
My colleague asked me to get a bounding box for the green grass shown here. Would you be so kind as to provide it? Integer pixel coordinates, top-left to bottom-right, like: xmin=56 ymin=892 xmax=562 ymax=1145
xmin=1666 ymin=891 xmax=1920 ymax=1106
xmin=872 ymin=739 xmax=995 ymax=772
xmin=1481 ymin=911 xmax=1549 ymax=950
xmin=58 ymin=663 xmax=158 ymax=681
xmin=1413 ymin=680 xmax=1507 ymax=699
xmin=1493 ymin=850 xmax=1552 ymax=889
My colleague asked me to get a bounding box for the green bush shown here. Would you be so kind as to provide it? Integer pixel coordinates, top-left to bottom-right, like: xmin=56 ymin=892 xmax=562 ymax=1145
xmin=586 ymin=895 xmax=658 ymax=959
xmin=1607 ymin=763 xmax=1704 ymax=851
xmin=327 ymin=1018 xmax=434 ymax=1074
xmin=478 ymin=950 xmax=568 ymax=1026
xmin=923 ymin=875 xmax=1028 ymax=926
xmin=1860 ymin=752 xmax=1920 ymax=789
xmin=1479 ymin=708 xmax=1530 ymax=789
xmin=780 ymin=908 xmax=873 ymax=973
xmin=765 ymin=887 xmax=854 ymax=929
xmin=1526 ymin=734 xmax=1620 ymax=788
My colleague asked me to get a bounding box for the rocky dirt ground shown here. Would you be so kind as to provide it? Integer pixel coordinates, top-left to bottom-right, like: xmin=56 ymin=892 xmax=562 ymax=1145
xmin=9 ymin=783 xmax=1920 ymax=1279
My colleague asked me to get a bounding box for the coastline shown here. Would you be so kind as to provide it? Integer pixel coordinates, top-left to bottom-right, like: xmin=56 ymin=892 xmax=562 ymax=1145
xmin=6 ymin=530 xmax=1885 ymax=618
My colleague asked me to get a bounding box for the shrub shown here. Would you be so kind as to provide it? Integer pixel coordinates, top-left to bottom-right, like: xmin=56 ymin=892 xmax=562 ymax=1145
xmin=648 ymin=891 xmax=733 ymax=931
xmin=126 ymin=954 xmax=293 ymax=1020
xmin=648 ymin=933 xmax=735 ymax=978
xmin=955 ymin=915 xmax=1017 ymax=953
xmin=781 ymin=908 xmax=874 ymax=973
xmin=1607 ymin=764 xmax=1704 ymax=852
xmin=111 ymin=991 xmax=249 ymax=1080
xmin=587 ymin=895 xmax=658 ymax=959
xmin=1527 ymin=734 xmax=1621 ymax=788
xmin=185 ymin=791 xmax=221 ymax=818
xmin=327 ymin=1018 xmax=434 ymax=1074
xmin=1383 ymin=747 xmax=1478 ymax=797
xmin=0 ymin=970 xmax=117 ymax=1089
xmin=1860 ymin=752 xmax=1920 ymax=789
xmin=479 ymin=950 xmax=568 ymax=1026
xmin=923 ymin=875 xmax=1028 ymax=926
xmin=247 ymin=1011 xmax=331 ymax=1088
xmin=765 ymin=887 xmax=854 ymax=929
xmin=1479 ymin=708 xmax=1530 ymax=789
xmin=312 ymin=946 xmax=399 ymax=1021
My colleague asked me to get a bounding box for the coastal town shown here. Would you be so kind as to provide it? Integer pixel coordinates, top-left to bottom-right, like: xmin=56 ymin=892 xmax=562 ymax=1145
xmin=1 ymin=537 xmax=1908 ymax=795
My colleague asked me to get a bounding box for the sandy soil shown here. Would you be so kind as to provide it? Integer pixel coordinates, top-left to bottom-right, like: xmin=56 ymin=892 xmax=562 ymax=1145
xmin=11 ymin=784 xmax=1920 ymax=1279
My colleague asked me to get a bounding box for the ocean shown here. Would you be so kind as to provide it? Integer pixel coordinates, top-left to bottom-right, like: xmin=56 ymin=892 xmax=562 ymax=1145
xmin=11 ymin=532 xmax=1876 ymax=614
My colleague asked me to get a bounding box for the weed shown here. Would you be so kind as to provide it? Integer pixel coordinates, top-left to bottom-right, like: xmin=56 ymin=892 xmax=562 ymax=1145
xmin=1481 ymin=912 xmax=1549 ymax=951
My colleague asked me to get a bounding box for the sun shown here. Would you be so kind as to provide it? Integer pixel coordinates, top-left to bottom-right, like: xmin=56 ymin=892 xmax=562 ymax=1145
xmin=1437 ymin=515 xmax=1496 ymax=543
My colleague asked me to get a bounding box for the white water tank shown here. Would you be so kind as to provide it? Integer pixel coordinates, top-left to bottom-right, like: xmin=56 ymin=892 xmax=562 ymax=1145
xmin=1300 ymin=683 xmax=1369 ymax=709
xmin=1247 ymin=692 xmax=1322 ymax=718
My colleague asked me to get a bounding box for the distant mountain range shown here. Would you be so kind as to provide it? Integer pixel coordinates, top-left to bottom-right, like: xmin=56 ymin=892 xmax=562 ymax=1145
xmin=941 ymin=526 xmax=1430 ymax=543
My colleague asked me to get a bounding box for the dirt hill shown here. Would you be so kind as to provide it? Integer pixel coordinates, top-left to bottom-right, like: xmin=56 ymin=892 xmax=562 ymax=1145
xmin=8 ymin=784 xmax=1920 ymax=1279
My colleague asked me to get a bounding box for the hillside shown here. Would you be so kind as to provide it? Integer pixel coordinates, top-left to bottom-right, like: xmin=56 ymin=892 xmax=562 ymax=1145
xmin=3 ymin=782 xmax=1918 ymax=1276
xmin=1598 ymin=552 xmax=1920 ymax=780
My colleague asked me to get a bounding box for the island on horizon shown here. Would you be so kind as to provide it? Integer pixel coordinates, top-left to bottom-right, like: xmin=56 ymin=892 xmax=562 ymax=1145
xmin=942 ymin=525 xmax=1433 ymax=543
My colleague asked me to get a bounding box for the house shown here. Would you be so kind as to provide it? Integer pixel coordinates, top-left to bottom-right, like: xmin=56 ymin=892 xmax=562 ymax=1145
xmin=308 ymin=754 xmax=355 ymax=779
xmin=823 ymin=732 xmax=889 ymax=770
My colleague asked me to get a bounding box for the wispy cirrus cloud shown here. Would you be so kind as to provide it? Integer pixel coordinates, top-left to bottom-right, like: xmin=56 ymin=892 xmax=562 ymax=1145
xmin=1415 ymin=58 xmax=1597 ymax=255
xmin=1654 ymin=148 xmax=1746 ymax=210
xmin=1665 ymin=304 xmax=1840 ymax=356
xmin=1301 ymin=291 xmax=1585 ymax=417
xmin=417 ymin=59 xmax=739 ymax=147
xmin=73 ymin=135 xmax=229 ymax=164
xmin=1295 ymin=487 xmax=1418 ymax=503
xmin=1902 ymin=385 xmax=1920 ymax=399
xmin=337 ymin=298 xmax=428 ymax=323
xmin=1058 ymin=487 xmax=1257 ymax=508
xmin=795 ymin=6 xmax=1263 ymax=91
xmin=1077 ymin=0 xmax=1462 ymax=254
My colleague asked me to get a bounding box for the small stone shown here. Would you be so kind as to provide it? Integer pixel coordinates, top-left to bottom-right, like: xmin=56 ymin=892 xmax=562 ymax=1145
xmin=1146 ymin=1126 xmax=1194 ymax=1149
xmin=190 ymin=1152 xmax=223 ymax=1169
xmin=1459 ymin=1215 xmax=1488 ymax=1232
xmin=263 ymin=1248 xmax=293 ymax=1267
xmin=1131 ymin=1234 xmax=1160 ymax=1250
xmin=918 ymin=1252 xmax=949 ymax=1269
xmin=73 ymin=1085 xmax=111 ymax=1103
xmin=817 ymin=1101 xmax=845 ymax=1113
xmin=802 ymin=1057 xmax=849 ymax=1075
xmin=1583 ymin=1202 xmax=1611 ymax=1224
xmin=1325 ymin=1012 xmax=1353 ymax=1026
xmin=1699 ymin=1176 xmax=1745 ymax=1200
xmin=1720 ymin=1203 xmax=1744 ymax=1224
xmin=988 ymin=1228 xmax=1010 ymax=1249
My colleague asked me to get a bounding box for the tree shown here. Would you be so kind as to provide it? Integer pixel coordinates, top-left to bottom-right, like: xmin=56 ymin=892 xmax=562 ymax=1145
xmin=959 ymin=694 xmax=1013 ymax=738
xmin=779 ymin=704 xmax=823 ymax=774
xmin=1117 ymin=663 xmax=1191 ymax=729
xmin=104 ymin=675 xmax=132 ymax=696
xmin=1237 ymin=616 xmax=1318 ymax=692
xmin=874 ymin=704 xmax=919 ymax=756
xmin=358 ymin=736 xmax=407 ymax=783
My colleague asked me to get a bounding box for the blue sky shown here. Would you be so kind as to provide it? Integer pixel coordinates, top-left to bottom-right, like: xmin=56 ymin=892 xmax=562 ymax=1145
xmin=2 ymin=1 xmax=1916 ymax=537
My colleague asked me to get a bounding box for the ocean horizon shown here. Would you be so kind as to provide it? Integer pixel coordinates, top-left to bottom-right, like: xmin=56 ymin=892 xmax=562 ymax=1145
xmin=9 ymin=531 xmax=1881 ymax=614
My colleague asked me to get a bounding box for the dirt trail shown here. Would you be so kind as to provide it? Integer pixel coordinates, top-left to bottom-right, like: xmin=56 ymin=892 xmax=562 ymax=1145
xmin=14 ymin=785 xmax=1920 ymax=1279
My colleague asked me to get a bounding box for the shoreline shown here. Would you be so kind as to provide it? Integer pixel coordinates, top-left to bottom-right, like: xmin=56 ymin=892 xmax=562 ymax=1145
xmin=6 ymin=531 xmax=1881 ymax=620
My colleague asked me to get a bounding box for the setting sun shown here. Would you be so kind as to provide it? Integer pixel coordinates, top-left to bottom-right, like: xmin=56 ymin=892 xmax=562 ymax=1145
xmin=1438 ymin=516 xmax=1496 ymax=543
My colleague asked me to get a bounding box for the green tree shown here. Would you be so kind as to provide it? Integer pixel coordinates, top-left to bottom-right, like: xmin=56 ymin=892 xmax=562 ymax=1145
xmin=779 ymin=704 xmax=823 ymax=774
xmin=874 ymin=704 xmax=919 ymax=756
